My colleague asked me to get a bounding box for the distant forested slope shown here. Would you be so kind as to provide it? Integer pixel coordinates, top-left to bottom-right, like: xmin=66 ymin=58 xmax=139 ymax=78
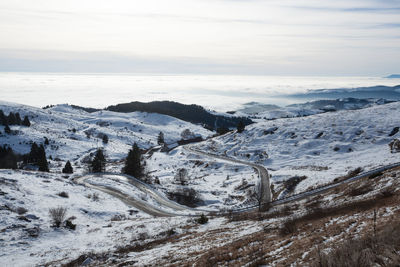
xmin=106 ymin=101 xmax=252 ymax=130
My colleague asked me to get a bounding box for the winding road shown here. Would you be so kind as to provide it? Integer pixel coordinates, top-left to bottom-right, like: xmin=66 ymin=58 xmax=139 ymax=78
xmin=74 ymin=145 xmax=400 ymax=216
xmin=183 ymin=146 xmax=271 ymax=205
xmin=74 ymin=173 xmax=200 ymax=217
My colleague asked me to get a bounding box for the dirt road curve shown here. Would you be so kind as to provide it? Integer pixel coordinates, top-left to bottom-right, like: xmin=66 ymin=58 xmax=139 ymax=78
xmin=184 ymin=146 xmax=271 ymax=204
xmin=74 ymin=173 xmax=198 ymax=217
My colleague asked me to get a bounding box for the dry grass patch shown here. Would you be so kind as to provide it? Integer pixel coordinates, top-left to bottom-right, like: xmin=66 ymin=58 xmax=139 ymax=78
xmin=312 ymin=219 xmax=400 ymax=267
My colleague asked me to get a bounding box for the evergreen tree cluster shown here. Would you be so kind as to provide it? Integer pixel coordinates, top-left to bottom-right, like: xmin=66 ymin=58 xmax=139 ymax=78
xmin=0 ymin=145 xmax=19 ymax=169
xmin=90 ymin=149 xmax=106 ymax=173
xmin=106 ymin=101 xmax=253 ymax=131
xmin=123 ymin=143 xmax=143 ymax=178
xmin=0 ymin=110 xmax=30 ymax=127
xmin=23 ymin=143 xmax=49 ymax=172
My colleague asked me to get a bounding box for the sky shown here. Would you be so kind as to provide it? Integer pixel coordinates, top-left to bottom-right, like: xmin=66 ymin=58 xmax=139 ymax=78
xmin=0 ymin=0 xmax=399 ymax=75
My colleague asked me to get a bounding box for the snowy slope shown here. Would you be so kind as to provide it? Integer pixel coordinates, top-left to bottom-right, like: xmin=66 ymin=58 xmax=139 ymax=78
xmin=192 ymin=102 xmax=400 ymax=194
xmin=0 ymin=101 xmax=212 ymax=169
xmin=0 ymin=170 xmax=193 ymax=266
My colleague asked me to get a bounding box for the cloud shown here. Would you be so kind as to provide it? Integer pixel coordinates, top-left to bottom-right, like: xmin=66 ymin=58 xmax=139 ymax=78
xmin=0 ymin=0 xmax=399 ymax=75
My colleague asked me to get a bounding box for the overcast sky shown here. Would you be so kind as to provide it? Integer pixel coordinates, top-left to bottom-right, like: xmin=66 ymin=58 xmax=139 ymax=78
xmin=0 ymin=0 xmax=399 ymax=75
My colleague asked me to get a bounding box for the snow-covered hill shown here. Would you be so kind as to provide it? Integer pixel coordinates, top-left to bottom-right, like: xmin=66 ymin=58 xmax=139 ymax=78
xmin=192 ymin=101 xmax=400 ymax=195
xmin=0 ymin=101 xmax=212 ymax=170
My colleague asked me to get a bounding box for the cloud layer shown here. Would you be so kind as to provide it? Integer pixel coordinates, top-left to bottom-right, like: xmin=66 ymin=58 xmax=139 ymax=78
xmin=0 ymin=0 xmax=399 ymax=75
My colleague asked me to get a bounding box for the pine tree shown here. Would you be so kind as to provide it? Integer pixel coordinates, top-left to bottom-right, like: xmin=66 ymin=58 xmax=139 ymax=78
xmin=15 ymin=113 xmax=22 ymax=125
xmin=4 ymin=124 xmax=11 ymax=134
xmin=123 ymin=143 xmax=143 ymax=178
xmin=7 ymin=112 xmax=16 ymax=125
xmin=157 ymin=131 xmax=165 ymax=145
xmin=22 ymin=116 xmax=31 ymax=127
xmin=0 ymin=145 xmax=18 ymax=169
xmin=28 ymin=142 xmax=39 ymax=164
xmin=237 ymin=120 xmax=245 ymax=133
xmin=24 ymin=142 xmax=48 ymax=171
xmin=0 ymin=110 xmax=6 ymax=125
xmin=102 ymin=134 xmax=109 ymax=144
xmin=44 ymin=137 xmax=49 ymax=145
xmin=37 ymin=144 xmax=49 ymax=172
xmin=90 ymin=149 xmax=106 ymax=173
xmin=62 ymin=160 xmax=73 ymax=174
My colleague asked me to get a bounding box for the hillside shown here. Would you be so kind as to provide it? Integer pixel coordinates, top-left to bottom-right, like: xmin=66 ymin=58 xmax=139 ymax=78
xmin=1 ymin=100 xmax=400 ymax=266
xmin=191 ymin=101 xmax=400 ymax=196
xmin=106 ymin=101 xmax=252 ymax=130
xmin=0 ymin=101 xmax=212 ymax=163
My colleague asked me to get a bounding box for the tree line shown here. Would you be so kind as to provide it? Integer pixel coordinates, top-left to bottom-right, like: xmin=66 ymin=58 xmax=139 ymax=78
xmin=106 ymin=101 xmax=252 ymax=131
xmin=89 ymin=143 xmax=143 ymax=177
xmin=0 ymin=142 xmax=48 ymax=171
xmin=0 ymin=110 xmax=31 ymax=127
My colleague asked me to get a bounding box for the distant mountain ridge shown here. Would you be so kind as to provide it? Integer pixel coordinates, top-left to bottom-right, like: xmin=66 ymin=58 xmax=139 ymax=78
xmin=386 ymin=74 xmax=400 ymax=79
xmin=105 ymin=101 xmax=252 ymax=130
xmin=289 ymin=84 xmax=400 ymax=100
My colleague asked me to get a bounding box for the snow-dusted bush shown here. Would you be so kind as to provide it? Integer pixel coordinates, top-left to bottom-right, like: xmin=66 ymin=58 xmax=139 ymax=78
xmin=49 ymin=206 xmax=67 ymax=228
xmin=168 ymin=187 xmax=201 ymax=207
xmin=180 ymin=129 xmax=195 ymax=140
xmin=174 ymin=168 xmax=188 ymax=185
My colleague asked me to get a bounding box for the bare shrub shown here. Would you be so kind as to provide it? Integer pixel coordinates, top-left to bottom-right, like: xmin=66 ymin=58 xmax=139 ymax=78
xmin=86 ymin=192 xmax=100 ymax=201
xmin=312 ymin=220 xmax=400 ymax=267
xmin=389 ymin=138 xmax=400 ymax=153
xmin=378 ymin=187 xmax=395 ymax=198
xmin=138 ymin=232 xmax=149 ymax=241
xmin=348 ymin=184 xmax=373 ymax=197
xmin=91 ymin=192 xmax=99 ymax=201
xmin=280 ymin=219 xmax=297 ymax=236
xmin=111 ymin=214 xmax=127 ymax=221
xmin=368 ymin=171 xmax=383 ymax=179
xmin=347 ymin=167 xmax=363 ymax=177
xmin=174 ymin=168 xmax=188 ymax=185
xmin=284 ymin=176 xmax=307 ymax=192
xmin=49 ymin=206 xmax=67 ymax=227
xmin=167 ymin=187 xmax=201 ymax=207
